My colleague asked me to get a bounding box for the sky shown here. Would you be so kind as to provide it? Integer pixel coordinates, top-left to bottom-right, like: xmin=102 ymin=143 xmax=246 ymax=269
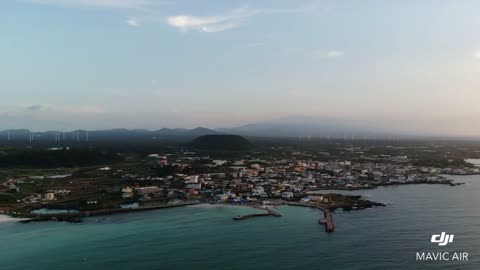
xmin=1 ymin=0 xmax=480 ymax=135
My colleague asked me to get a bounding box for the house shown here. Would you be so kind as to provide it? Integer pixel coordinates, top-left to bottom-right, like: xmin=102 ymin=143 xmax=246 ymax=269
xmin=186 ymin=183 xmax=202 ymax=190
xmin=309 ymin=196 xmax=324 ymax=202
xmin=44 ymin=192 xmax=55 ymax=201
xmin=136 ymin=186 xmax=162 ymax=195
xmin=122 ymin=187 xmax=134 ymax=198
xmin=281 ymin=192 xmax=294 ymax=200
xmin=213 ymin=160 xmax=227 ymax=166
xmin=214 ymin=194 xmax=229 ymax=201
xmin=322 ymin=197 xmax=333 ymax=204
xmin=300 ymin=197 xmax=311 ymax=203
xmin=121 ymin=187 xmax=133 ymax=193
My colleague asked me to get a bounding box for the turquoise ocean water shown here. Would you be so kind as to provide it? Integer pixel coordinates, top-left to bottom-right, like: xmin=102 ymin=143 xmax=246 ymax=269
xmin=1 ymin=174 xmax=479 ymax=270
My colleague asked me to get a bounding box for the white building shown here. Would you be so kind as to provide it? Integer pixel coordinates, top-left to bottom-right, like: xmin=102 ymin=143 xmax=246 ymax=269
xmin=44 ymin=192 xmax=55 ymax=201
xmin=281 ymin=192 xmax=294 ymax=199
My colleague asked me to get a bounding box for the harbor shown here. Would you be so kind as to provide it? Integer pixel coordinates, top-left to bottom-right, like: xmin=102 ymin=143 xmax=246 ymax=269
xmin=232 ymin=202 xmax=335 ymax=232
xmin=11 ymin=201 xmax=336 ymax=233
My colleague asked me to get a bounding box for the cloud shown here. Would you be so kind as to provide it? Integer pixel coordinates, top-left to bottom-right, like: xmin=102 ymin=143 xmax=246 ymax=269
xmin=126 ymin=17 xmax=140 ymax=27
xmin=23 ymin=0 xmax=149 ymax=9
xmin=165 ymin=8 xmax=254 ymax=33
xmin=26 ymin=104 xmax=43 ymax=111
xmin=23 ymin=1 xmax=322 ymax=31
xmin=314 ymin=50 xmax=344 ymax=59
xmin=56 ymin=106 xmax=105 ymax=114
xmin=475 ymin=51 xmax=480 ymax=59
xmin=24 ymin=104 xmax=105 ymax=114
xmin=166 ymin=4 xmax=322 ymax=33
xmin=284 ymin=48 xmax=345 ymax=60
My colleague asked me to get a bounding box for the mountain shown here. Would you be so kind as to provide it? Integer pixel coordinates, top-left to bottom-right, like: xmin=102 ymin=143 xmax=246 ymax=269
xmin=189 ymin=135 xmax=253 ymax=151
xmin=154 ymin=128 xmax=188 ymax=135
xmin=185 ymin=127 xmax=218 ymax=136
xmin=154 ymin=127 xmax=217 ymax=136
xmin=220 ymin=116 xmax=399 ymax=138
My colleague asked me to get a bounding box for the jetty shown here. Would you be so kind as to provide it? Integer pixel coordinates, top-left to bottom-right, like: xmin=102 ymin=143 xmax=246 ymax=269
xmin=286 ymin=202 xmax=335 ymax=232
xmin=233 ymin=206 xmax=282 ymax=221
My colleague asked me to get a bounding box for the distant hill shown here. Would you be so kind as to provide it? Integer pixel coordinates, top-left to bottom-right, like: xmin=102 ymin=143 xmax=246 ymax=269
xmin=189 ymin=135 xmax=253 ymax=151
xmin=186 ymin=127 xmax=218 ymax=136
xmin=154 ymin=127 xmax=217 ymax=137
xmin=219 ymin=116 xmax=400 ymax=139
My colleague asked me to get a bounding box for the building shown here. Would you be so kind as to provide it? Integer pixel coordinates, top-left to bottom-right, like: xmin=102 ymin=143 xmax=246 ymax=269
xmin=136 ymin=186 xmax=162 ymax=196
xmin=122 ymin=187 xmax=134 ymax=198
xmin=213 ymin=160 xmax=227 ymax=166
xmin=189 ymin=175 xmax=199 ymax=183
xmin=300 ymin=197 xmax=311 ymax=203
xmin=186 ymin=183 xmax=202 ymax=190
xmin=281 ymin=192 xmax=294 ymax=200
xmin=121 ymin=187 xmax=133 ymax=193
xmin=44 ymin=192 xmax=55 ymax=201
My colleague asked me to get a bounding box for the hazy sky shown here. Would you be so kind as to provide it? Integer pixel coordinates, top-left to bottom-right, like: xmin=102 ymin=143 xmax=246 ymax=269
xmin=2 ymin=0 xmax=480 ymax=135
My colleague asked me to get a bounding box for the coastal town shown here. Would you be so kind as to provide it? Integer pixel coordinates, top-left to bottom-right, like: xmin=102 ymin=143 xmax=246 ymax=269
xmin=1 ymin=137 xmax=478 ymax=229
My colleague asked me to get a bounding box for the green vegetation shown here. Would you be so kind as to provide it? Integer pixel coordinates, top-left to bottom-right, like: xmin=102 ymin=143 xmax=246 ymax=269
xmin=0 ymin=148 xmax=122 ymax=168
xmin=189 ymin=135 xmax=253 ymax=151
xmin=0 ymin=192 xmax=24 ymax=204
xmin=412 ymin=158 xmax=474 ymax=168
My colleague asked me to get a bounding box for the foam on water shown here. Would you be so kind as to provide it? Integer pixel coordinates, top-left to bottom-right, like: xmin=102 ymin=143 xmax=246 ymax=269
xmin=0 ymin=214 xmax=21 ymax=223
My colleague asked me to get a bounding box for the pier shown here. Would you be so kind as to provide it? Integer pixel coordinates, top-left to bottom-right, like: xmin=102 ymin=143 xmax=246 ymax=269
xmin=320 ymin=209 xmax=335 ymax=232
xmin=233 ymin=207 xmax=282 ymax=221
xmin=286 ymin=202 xmax=335 ymax=232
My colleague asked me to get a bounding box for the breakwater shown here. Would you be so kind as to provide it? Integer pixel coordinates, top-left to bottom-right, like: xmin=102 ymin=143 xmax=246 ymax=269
xmin=286 ymin=202 xmax=335 ymax=232
xmin=233 ymin=207 xmax=282 ymax=220
xmin=14 ymin=202 xmax=201 ymax=223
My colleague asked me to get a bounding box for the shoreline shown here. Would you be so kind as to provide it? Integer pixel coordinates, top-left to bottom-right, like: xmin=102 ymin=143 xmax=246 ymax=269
xmin=8 ymin=180 xmax=445 ymax=224
xmin=4 ymin=185 xmax=390 ymax=226
xmin=12 ymin=202 xmax=275 ymax=223
xmin=5 ymin=199 xmax=388 ymax=234
xmin=13 ymin=202 xmax=201 ymax=223
xmin=9 ymin=200 xmax=382 ymax=226
xmin=307 ymin=180 xmax=464 ymax=192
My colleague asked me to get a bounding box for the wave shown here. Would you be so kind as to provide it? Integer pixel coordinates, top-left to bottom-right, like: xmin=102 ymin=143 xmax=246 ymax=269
xmin=0 ymin=214 xmax=22 ymax=223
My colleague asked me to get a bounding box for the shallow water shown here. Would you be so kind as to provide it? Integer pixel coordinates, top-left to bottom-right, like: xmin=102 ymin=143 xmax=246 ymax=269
xmin=30 ymin=208 xmax=80 ymax=214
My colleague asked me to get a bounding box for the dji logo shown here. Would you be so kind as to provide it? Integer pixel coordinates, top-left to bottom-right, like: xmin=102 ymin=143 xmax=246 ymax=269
xmin=431 ymin=232 xmax=454 ymax=246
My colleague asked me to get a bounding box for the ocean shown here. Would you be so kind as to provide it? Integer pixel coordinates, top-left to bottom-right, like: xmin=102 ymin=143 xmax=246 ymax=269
xmin=1 ymin=175 xmax=479 ymax=270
